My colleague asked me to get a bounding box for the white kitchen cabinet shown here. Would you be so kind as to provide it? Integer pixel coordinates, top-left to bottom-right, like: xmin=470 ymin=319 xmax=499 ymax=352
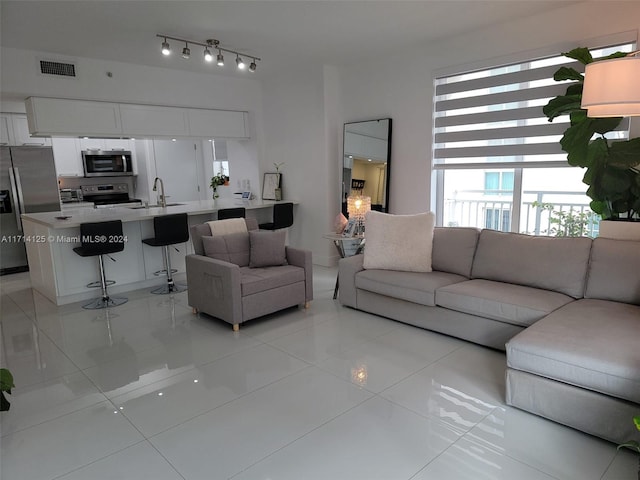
xmin=1 ymin=113 xmax=51 ymax=146
xmin=119 ymin=104 xmax=189 ymax=137
xmin=0 ymin=114 xmax=12 ymax=145
xmin=52 ymin=138 xmax=82 ymax=176
xmin=12 ymin=114 xmax=51 ymax=146
xmin=26 ymin=97 xmax=122 ymax=136
xmin=187 ymin=109 xmax=249 ymax=138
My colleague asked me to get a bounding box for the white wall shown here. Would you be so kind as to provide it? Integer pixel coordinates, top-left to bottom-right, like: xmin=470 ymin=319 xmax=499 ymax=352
xmin=261 ymin=64 xmax=340 ymax=265
xmin=339 ymin=2 xmax=640 ymax=216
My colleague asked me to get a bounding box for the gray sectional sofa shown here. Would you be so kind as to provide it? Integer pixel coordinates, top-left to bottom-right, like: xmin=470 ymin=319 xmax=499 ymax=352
xmin=338 ymin=227 xmax=640 ymax=444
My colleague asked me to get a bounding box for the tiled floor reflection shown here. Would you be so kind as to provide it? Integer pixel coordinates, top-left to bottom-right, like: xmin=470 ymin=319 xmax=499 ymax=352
xmin=0 ymin=267 xmax=629 ymax=480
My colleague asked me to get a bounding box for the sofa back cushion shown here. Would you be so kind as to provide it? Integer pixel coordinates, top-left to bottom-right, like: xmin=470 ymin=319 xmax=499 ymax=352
xmin=202 ymin=232 xmax=250 ymax=266
xmin=190 ymin=217 xmax=258 ymax=255
xmin=471 ymin=229 xmax=592 ymax=298
xmin=432 ymin=227 xmax=480 ymax=277
xmin=585 ymin=237 xmax=640 ymax=305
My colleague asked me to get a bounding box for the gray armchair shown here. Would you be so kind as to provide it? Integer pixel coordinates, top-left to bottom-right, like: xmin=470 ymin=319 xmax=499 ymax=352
xmin=186 ymin=218 xmax=313 ymax=331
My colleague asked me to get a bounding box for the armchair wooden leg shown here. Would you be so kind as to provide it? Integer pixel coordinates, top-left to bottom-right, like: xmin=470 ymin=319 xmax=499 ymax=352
xmin=192 ymin=307 xmax=198 ymax=314
xmin=233 ymin=323 xmax=240 ymax=332
xmin=304 ymin=301 xmax=311 ymax=309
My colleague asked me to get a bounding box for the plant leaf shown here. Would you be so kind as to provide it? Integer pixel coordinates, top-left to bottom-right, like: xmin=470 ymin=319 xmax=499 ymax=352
xmin=0 ymin=368 xmax=15 ymax=391
xmin=561 ymin=121 xmax=596 ymax=165
xmin=544 ymin=95 xmax=583 ymax=121
xmin=608 ymin=138 xmax=640 ymax=169
xmin=563 ymin=47 xmax=593 ymax=65
xmin=553 ymin=67 xmax=584 ymax=82
xmin=591 ymin=117 xmax=623 ymax=135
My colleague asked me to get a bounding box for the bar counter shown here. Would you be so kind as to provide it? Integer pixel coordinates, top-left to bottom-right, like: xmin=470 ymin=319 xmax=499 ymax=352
xmin=21 ymin=199 xmax=295 ymax=305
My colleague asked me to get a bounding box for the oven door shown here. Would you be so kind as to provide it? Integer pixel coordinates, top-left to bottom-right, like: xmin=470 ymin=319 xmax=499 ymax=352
xmin=82 ymin=151 xmax=133 ymax=177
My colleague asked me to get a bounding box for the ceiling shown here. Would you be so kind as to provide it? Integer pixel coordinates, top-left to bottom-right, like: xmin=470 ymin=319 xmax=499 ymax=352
xmin=1 ymin=1 xmax=581 ymax=78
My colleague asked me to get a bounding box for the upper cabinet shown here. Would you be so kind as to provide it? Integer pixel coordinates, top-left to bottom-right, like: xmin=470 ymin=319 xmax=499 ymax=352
xmin=120 ymin=104 xmax=189 ymax=137
xmin=26 ymin=97 xmax=121 ymax=137
xmin=187 ymin=109 xmax=248 ymax=138
xmin=25 ymin=97 xmax=250 ymax=139
xmin=1 ymin=113 xmax=51 ymax=146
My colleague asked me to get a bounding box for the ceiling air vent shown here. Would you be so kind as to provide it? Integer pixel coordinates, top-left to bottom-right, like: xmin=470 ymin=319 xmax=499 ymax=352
xmin=39 ymin=60 xmax=76 ymax=77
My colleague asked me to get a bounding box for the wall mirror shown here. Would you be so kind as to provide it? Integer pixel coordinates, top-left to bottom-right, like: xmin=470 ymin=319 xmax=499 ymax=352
xmin=342 ymin=118 xmax=392 ymax=216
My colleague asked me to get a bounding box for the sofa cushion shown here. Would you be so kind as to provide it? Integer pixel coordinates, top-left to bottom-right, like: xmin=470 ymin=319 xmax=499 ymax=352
xmin=249 ymin=230 xmax=287 ymax=268
xmin=202 ymin=232 xmax=250 ymax=266
xmin=355 ymin=269 xmax=468 ymax=307
xmin=436 ymin=279 xmax=574 ymax=327
xmin=363 ymin=211 xmax=435 ymax=272
xmin=585 ymin=237 xmax=640 ymax=305
xmin=240 ymin=265 xmax=305 ymax=296
xmin=432 ymin=227 xmax=479 ymax=277
xmin=471 ymin=229 xmax=592 ymax=298
xmin=506 ymin=299 xmax=640 ymax=403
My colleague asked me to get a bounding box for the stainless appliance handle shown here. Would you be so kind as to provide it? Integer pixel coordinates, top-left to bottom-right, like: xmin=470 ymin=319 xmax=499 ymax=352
xmin=123 ymin=156 xmax=128 ymax=174
xmin=8 ymin=167 xmax=23 ymax=232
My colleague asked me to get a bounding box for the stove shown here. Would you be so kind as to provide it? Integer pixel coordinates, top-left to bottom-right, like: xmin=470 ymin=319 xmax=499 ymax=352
xmin=81 ymin=183 xmax=142 ymax=208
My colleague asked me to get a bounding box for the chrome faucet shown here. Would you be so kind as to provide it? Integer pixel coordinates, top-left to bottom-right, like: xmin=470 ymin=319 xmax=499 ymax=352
xmin=152 ymin=177 xmax=166 ymax=207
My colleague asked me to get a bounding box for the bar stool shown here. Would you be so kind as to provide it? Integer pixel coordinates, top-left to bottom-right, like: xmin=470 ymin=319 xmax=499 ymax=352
xmin=73 ymin=220 xmax=128 ymax=310
xmin=259 ymin=202 xmax=294 ymax=230
xmin=217 ymin=207 xmax=246 ymax=220
xmin=142 ymin=213 xmax=189 ymax=294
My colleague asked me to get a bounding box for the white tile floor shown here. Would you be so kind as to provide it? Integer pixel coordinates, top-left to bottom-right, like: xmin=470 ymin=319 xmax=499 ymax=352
xmin=1 ymin=267 xmax=638 ymax=480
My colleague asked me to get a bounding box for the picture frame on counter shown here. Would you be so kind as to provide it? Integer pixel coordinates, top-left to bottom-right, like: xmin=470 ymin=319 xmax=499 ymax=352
xmin=262 ymin=173 xmax=281 ymax=200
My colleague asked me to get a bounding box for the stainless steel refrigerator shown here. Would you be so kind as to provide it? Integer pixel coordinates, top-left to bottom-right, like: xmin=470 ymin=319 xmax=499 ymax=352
xmin=1 ymin=146 xmax=60 ymax=275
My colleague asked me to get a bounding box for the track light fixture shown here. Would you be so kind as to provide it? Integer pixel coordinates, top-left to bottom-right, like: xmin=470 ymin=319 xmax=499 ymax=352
xmin=156 ymin=34 xmax=260 ymax=72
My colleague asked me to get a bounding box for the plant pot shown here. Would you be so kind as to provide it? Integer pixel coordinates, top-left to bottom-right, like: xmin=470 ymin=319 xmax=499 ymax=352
xmin=599 ymin=220 xmax=640 ymax=241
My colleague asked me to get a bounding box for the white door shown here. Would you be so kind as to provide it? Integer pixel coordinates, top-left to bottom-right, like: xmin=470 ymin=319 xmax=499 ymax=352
xmin=152 ymin=140 xmax=201 ymax=203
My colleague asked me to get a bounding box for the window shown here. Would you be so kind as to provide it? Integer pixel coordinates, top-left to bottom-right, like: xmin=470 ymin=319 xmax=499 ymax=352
xmin=433 ymin=40 xmax=635 ymax=235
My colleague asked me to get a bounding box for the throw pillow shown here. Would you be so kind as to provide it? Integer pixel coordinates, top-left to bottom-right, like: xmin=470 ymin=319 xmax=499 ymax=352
xmin=363 ymin=211 xmax=435 ymax=272
xmin=249 ymin=230 xmax=287 ymax=268
xmin=206 ymin=218 xmax=247 ymax=236
xmin=202 ymin=232 xmax=250 ymax=267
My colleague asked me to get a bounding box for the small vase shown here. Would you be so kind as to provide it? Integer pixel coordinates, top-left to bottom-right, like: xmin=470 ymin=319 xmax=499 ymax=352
xmin=274 ymin=187 xmax=282 ymax=201
xmin=212 ymin=187 xmax=219 ymax=199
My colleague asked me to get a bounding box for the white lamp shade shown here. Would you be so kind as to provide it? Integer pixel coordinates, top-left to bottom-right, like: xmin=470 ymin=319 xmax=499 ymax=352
xmin=581 ymin=57 xmax=640 ymax=117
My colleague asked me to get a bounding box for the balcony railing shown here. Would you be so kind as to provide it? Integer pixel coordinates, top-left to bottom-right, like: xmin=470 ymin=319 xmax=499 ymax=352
xmin=444 ymin=190 xmax=600 ymax=237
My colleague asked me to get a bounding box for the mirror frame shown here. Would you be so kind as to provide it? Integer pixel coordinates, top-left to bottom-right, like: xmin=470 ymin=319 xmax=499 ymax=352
xmin=342 ymin=118 xmax=392 ymax=216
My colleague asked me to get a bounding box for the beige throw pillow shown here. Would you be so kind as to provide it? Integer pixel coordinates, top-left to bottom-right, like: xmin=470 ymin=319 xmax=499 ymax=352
xmin=363 ymin=211 xmax=435 ymax=272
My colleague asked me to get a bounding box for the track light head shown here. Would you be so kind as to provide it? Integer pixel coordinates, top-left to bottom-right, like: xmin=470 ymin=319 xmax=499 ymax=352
xmin=204 ymin=47 xmax=213 ymax=62
xmin=236 ymin=55 xmax=245 ymax=70
xmin=249 ymin=60 xmax=257 ymax=72
xmin=161 ymin=38 xmax=171 ymax=56
xmin=182 ymin=43 xmax=190 ymax=59
xmin=216 ymin=50 xmax=225 ymax=66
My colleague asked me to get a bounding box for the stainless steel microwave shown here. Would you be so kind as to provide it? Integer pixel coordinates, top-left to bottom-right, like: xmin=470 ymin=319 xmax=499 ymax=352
xmin=82 ymin=150 xmax=133 ymax=177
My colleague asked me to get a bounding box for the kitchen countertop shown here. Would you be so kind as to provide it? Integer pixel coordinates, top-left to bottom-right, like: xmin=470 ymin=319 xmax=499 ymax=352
xmin=22 ymin=199 xmax=296 ymax=229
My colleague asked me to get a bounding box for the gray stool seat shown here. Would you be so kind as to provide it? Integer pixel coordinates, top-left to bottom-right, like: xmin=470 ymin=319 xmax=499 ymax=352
xmin=142 ymin=213 xmax=189 ymax=294
xmin=73 ymin=220 xmax=128 ymax=309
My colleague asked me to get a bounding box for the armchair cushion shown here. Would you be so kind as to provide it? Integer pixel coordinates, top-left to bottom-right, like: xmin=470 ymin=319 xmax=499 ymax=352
xmin=240 ymin=265 xmax=305 ymax=296
xmin=202 ymin=232 xmax=250 ymax=267
xmin=249 ymin=230 xmax=287 ymax=268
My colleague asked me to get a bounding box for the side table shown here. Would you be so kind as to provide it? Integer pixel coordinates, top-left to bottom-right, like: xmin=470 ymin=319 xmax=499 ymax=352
xmin=323 ymin=233 xmax=365 ymax=299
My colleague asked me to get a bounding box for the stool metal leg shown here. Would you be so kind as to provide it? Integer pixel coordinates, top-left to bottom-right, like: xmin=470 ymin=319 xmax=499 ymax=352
xmin=82 ymin=255 xmax=128 ymax=309
xmin=151 ymin=245 xmax=187 ymax=295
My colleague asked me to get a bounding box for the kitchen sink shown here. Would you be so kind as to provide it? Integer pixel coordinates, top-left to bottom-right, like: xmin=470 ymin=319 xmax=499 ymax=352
xmin=128 ymin=203 xmax=184 ymax=209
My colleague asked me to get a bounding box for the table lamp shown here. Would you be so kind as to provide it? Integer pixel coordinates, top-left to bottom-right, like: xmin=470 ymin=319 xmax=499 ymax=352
xmin=347 ymin=195 xmax=371 ymax=235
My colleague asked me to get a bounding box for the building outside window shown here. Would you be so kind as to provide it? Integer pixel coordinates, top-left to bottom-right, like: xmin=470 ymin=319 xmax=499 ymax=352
xmin=433 ymin=40 xmax=635 ymax=237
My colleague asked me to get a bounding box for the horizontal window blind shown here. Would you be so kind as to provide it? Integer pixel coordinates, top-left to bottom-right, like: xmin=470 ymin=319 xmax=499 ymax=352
xmin=433 ymin=43 xmax=634 ymax=167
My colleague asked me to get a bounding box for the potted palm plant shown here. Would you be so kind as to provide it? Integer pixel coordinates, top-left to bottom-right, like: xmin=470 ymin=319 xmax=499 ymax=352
xmin=543 ymin=47 xmax=640 ymax=238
